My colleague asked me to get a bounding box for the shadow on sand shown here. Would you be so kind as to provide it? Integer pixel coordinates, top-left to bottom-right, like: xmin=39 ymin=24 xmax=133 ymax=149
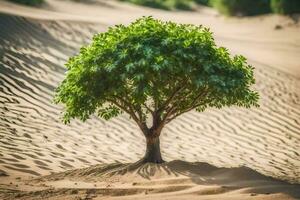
xmin=34 ymin=160 xmax=300 ymax=199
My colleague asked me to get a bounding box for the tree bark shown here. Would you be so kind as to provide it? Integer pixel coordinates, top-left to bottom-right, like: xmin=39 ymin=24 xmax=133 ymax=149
xmin=142 ymin=136 xmax=164 ymax=163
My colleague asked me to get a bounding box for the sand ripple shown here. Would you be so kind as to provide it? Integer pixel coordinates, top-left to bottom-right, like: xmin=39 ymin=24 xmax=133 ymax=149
xmin=0 ymin=14 xmax=299 ymax=184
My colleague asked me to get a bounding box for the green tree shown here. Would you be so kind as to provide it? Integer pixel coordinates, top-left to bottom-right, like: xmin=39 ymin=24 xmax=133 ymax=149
xmin=271 ymin=0 xmax=300 ymax=14
xmin=54 ymin=17 xmax=259 ymax=163
xmin=7 ymin=0 xmax=44 ymax=6
xmin=210 ymin=0 xmax=270 ymax=16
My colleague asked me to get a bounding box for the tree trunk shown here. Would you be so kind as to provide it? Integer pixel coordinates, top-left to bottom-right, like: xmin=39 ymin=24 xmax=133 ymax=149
xmin=143 ymin=136 xmax=164 ymax=163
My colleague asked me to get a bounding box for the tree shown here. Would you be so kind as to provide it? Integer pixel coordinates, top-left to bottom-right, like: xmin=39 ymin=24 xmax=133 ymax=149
xmin=271 ymin=0 xmax=300 ymax=14
xmin=8 ymin=0 xmax=44 ymax=6
xmin=54 ymin=16 xmax=259 ymax=164
xmin=210 ymin=0 xmax=271 ymax=16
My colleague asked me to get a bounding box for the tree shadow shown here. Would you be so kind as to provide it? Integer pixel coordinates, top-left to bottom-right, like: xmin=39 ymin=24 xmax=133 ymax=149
xmin=44 ymin=159 xmax=300 ymax=198
xmin=130 ymin=160 xmax=300 ymax=198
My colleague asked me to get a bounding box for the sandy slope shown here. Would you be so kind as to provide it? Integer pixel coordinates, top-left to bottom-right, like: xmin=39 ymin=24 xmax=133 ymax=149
xmin=1 ymin=0 xmax=300 ymax=77
xmin=0 ymin=0 xmax=300 ymax=199
xmin=1 ymin=161 xmax=300 ymax=200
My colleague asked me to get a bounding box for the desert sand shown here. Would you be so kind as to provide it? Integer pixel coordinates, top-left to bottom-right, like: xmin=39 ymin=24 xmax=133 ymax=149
xmin=0 ymin=0 xmax=300 ymax=199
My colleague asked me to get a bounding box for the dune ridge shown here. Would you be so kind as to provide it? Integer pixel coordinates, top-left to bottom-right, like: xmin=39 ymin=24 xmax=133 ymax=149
xmin=1 ymin=0 xmax=300 ymax=77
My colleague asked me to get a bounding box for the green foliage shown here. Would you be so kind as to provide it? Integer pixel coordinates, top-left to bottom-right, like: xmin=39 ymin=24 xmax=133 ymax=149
xmin=194 ymin=0 xmax=210 ymax=6
xmin=271 ymin=0 xmax=300 ymax=14
xmin=7 ymin=0 xmax=44 ymax=6
xmin=119 ymin=0 xmax=194 ymax=10
xmin=210 ymin=0 xmax=271 ymax=16
xmin=119 ymin=0 xmax=211 ymax=10
xmin=119 ymin=0 xmax=299 ymax=15
xmin=54 ymin=16 xmax=259 ymax=126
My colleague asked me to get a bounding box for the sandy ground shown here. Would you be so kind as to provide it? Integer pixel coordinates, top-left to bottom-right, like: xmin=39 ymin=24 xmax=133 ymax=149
xmin=0 ymin=0 xmax=300 ymax=199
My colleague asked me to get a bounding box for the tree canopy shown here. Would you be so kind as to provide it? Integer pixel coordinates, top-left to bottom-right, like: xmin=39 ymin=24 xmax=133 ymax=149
xmin=210 ymin=0 xmax=271 ymax=16
xmin=7 ymin=0 xmax=44 ymax=6
xmin=54 ymin=16 xmax=259 ymax=135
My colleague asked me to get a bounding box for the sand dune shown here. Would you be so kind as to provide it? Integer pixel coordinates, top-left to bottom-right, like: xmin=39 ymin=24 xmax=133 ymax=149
xmin=0 ymin=0 xmax=300 ymax=199
xmin=1 ymin=0 xmax=300 ymax=76
xmin=1 ymin=161 xmax=300 ymax=199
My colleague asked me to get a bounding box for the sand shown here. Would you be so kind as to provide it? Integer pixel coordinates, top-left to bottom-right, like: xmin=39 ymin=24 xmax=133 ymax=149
xmin=0 ymin=0 xmax=300 ymax=199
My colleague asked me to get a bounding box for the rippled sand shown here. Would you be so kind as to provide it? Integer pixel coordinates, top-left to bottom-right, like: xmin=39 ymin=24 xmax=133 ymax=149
xmin=0 ymin=0 xmax=299 ymax=199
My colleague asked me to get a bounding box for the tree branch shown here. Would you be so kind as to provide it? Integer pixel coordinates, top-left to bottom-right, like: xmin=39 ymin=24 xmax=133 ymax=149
xmin=153 ymin=105 xmax=176 ymax=134
xmin=108 ymin=98 xmax=149 ymax=135
xmin=156 ymin=84 xmax=186 ymax=113
xmin=142 ymin=102 xmax=154 ymax=115
xmin=165 ymin=102 xmax=205 ymax=123
xmin=164 ymin=88 xmax=209 ymax=124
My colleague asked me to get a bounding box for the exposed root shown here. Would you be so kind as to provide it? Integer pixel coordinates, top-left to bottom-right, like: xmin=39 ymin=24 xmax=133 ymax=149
xmin=33 ymin=159 xmax=171 ymax=183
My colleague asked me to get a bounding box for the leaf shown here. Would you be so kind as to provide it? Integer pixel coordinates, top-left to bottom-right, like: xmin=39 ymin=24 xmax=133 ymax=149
xmin=54 ymin=16 xmax=259 ymax=126
xmin=125 ymin=63 xmax=135 ymax=72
